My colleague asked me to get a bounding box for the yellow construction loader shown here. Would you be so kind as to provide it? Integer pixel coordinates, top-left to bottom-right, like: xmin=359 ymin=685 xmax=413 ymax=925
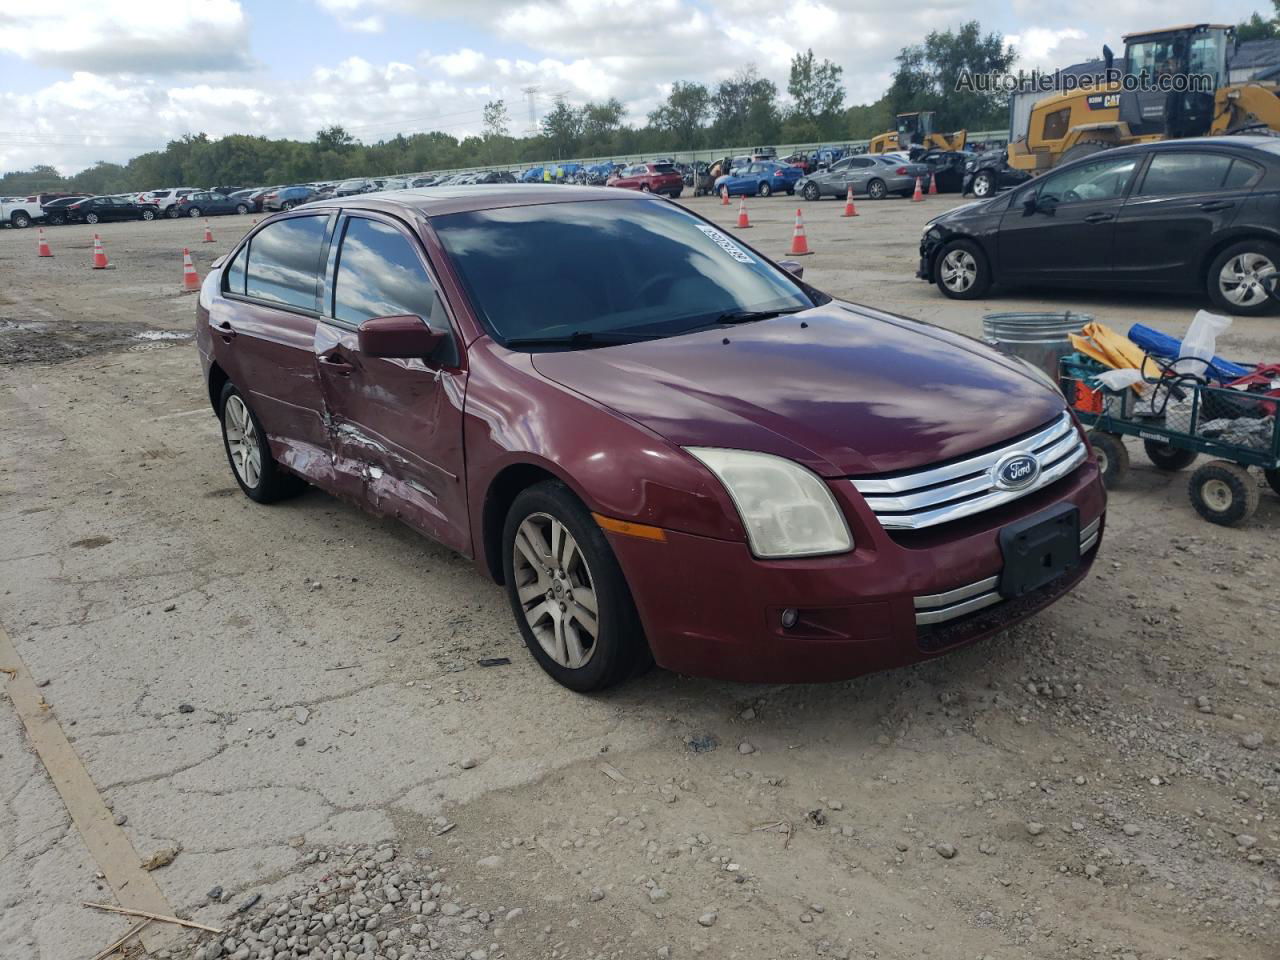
xmin=868 ymin=112 xmax=967 ymax=154
xmin=1008 ymin=23 xmax=1280 ymax=172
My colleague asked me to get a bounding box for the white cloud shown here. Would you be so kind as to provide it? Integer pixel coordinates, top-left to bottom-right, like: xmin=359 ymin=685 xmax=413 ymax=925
xmin=0 ymin=0 xmax=252 ymax=73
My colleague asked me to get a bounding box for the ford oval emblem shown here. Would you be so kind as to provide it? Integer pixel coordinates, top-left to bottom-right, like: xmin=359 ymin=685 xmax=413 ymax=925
xmin=993 ymin=452 xmax=1040 ymax=491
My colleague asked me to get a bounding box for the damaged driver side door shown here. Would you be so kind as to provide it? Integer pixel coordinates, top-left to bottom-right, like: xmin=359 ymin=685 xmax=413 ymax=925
xmin=314 ymin=212 xmax=470 ymax=556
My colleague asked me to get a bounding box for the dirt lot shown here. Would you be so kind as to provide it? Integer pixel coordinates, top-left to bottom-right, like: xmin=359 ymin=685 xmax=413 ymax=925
xmin=0 ymin=198 xmax=1276 ymax=960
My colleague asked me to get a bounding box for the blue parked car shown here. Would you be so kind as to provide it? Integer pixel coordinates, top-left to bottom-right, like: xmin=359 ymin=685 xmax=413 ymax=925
xmin=520 ymin=167 xmax=545 ymax=183
xmin=713 ymin=160 xmax=803 ymax=198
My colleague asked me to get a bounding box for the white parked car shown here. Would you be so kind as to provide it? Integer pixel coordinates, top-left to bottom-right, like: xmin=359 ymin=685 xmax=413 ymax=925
xmin=0 ymin=197 xmax=42 ymax=228
xmin=145 ymin=188 xmax=199 ymax=216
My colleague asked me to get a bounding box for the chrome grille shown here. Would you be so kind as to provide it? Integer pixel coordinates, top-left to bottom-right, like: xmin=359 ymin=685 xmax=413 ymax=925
xmin=914 ymin=515 xmax=1101 ymax=626
xmin=850 ymin=412 xmax=1088 ymax=531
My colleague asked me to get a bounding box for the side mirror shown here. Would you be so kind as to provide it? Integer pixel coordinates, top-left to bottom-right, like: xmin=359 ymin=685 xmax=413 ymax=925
xmin=1103 ymin=44 xmax=1115 ymax=73
xmin=778 ymin=260 xmax=805 ymax=280
xmin=358 ymin=315 xmax=446 ymax=359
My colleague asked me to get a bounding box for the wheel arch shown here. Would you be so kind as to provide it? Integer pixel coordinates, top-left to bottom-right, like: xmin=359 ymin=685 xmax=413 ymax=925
xmin=207 ymin=361 xmax=230 ymax=415
xmin=930 ymin=230 xmax=993 ymax=283
xmin=481 ymin=461 xmax=579 ymax=584
xmin=1197 ymin=229 xmax=1280 ymax=289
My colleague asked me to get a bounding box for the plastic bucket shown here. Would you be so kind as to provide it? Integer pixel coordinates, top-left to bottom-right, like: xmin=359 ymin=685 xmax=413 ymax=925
xmin=982 ymin=311 xmax=1091 ymax=379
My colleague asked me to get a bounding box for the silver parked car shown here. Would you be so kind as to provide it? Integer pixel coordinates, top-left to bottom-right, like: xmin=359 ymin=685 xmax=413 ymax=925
xmin=797 ymin=154 xmax=931 ymax=201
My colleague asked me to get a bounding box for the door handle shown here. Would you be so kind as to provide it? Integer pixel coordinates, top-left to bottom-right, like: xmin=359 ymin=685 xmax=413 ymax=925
xmin=1199 ymin=200 xmax=1234 ymax=212
xmin=216 ymin=321 xmax=236 ymax=341
xmin=320 ymin=353 xmax=354 ymax=375
xmin=1083 ymin=212 xmax=1114 ymax=223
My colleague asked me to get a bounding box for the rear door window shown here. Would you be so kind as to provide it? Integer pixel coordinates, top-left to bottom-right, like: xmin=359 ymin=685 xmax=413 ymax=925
xmin=245 ymin=215 xmax=329 ymax=311
xmin=1135 ymin=153 xmax=1235 ymax=196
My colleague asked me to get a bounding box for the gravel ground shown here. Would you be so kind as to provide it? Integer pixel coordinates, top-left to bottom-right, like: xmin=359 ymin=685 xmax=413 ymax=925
xmin=0 ymin=196 xmax=1276 ymax=960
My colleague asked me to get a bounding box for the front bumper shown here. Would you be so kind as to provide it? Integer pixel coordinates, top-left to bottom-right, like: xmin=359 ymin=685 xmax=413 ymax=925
xmin=604 ymin=458 xmax=1104 ymax=683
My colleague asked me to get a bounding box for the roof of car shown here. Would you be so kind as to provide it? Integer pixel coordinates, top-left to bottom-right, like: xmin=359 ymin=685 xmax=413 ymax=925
xmin=298 ymin=184 xmax=642 ymax=218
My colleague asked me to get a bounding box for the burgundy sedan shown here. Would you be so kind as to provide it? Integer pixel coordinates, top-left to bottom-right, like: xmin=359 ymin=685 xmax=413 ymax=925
xmin=196 ymin=186 xmax=1105 ymax=691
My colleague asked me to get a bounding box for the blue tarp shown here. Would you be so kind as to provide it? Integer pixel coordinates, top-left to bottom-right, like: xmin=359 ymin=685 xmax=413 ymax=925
xmin=1128 ymin=323 xmax=1251 ymax=380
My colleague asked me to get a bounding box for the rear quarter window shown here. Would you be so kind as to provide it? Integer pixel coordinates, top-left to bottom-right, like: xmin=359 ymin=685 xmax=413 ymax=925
xmin=245 ymin=216 xmax=329 ymax=311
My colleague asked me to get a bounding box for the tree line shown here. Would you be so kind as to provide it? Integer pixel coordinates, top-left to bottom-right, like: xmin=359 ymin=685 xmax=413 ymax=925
xmin=1 ymin=23 xmax=1014 ymax=196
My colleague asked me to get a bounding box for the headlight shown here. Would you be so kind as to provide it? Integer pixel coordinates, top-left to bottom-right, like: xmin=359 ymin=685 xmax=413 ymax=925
xmin=965 ymin=160 xmax=976 ymax=172
xmin=686 ymin=448 xmax=853 ymax=558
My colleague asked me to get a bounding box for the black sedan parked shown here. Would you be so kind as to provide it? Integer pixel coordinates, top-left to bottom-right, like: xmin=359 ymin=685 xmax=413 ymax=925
xmin=962 ymin=152 xmax=1032 ymax=199
xmin=170 ymin=191 xmax=251 ymax=218
xmin=918 ymin=137 xmax=1280 ymax=316
xmin=39 ymin=196 xmax=91 ymax=225
xmin=63 ymin=196 xmax=159 ymax=224
xmin=914 ymin=149 xmax=969 ymax=193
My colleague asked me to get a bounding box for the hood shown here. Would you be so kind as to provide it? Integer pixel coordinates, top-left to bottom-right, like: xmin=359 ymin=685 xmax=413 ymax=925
xmin=530 ymin=303 xmax=1065 ymax=477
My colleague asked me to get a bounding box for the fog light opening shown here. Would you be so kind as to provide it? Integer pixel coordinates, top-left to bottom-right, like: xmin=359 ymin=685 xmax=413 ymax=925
xmin=780 ymin=608 xmax=799 ymax=629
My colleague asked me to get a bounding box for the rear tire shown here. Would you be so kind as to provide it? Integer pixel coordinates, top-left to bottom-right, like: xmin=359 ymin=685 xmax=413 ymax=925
xmin=85 ymin=213 xmax=99 ymax=224
xmin=501 ymin=481 xmax=647 ymax=692
xmin=1088 ymin=431 xmax=1129 ymax=487
xmin=140 ymin=208 xmax=155 ymax=221
xmin=235 ymin=203 xmax=249 ymax=214
xmin=218 ymin=382 xmax=305 ymax=504
xmin=758 ymin=182 xmax=772 ymax=197
xmin=1188 ymin=460 xmax=1258 ymax=526
xmin=187 ymin=207 xmax=201 ymax=218
xmin=867 ymin=179 xmax=887 ymax=200
xmin=1206 ymin=240 xmax=1280 ymax=316
xmin=1143 ymin=438 xmax=1197 ymax=471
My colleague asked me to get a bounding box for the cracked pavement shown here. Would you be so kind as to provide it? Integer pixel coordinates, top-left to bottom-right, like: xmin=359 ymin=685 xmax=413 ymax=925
xmin=2 ymin=207 xmax=1277 ymax=960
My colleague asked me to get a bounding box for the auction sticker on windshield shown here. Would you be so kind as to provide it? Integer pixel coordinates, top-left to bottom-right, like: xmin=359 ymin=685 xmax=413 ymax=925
xmin=694 ymin=224 xmax=755 ymax=264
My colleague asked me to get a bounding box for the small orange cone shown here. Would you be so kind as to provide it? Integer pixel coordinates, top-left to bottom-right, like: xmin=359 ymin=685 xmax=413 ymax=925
xmin=202 ymin=220 xmax=215 ymax=243
xmin=37 ymin=228 xmax=53 ymax=257
xmin=842 ymin=184 xmax=858 ymax=218
xmin=720 ymin=186 xmax=730 ymax=206
xmin=181 ymin=247 xmax=201 ymax=292
xmin=928 ymin=173 xmax=938 ymax=196
xmin=91 ymin=234 xmax=109 ymax=269
xmin=788 ymin=208 xmax=813 ymax=256
xmin=911 ymin=177 xmax=924 ymax=202
xmin=736 ymin=197 xmax=752 ymax=229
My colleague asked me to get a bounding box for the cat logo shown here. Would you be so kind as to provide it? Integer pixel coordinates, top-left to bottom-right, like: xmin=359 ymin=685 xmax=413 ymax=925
xmin=1085 ymin=93 xmax=1121 ymax=110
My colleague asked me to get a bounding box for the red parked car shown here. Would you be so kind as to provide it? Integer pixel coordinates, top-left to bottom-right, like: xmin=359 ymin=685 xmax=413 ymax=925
xmin=196 ymin=185 xmax=1105 ymax=691
xmin=606 ymin=162 xmax=684 ymax=198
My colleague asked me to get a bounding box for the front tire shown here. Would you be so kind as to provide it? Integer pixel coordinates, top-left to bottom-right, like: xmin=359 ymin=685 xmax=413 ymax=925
xmin=934 ymin=239 xmax=991 ymax=299
xmin=219 ymin=382 xmax=305 ymax=504
xmin=281 ymin=200 xmax=296 ymax=211
xmin=235 ymin=203 xmax=249 ymax=214
xmin=10 ymin=212 xmax=31 ymax=228
xmin=1207 ymin=240 xmax=1280 ymax=316
xmin=1188 ymin=460 xmax=1258 ymax=526
xmin=501 ymin=481 xmax=647 ymax=692
xmin=971 ymin=171 xmax=995 ymax=198
xmin=867 ymin=179 xmax=887 ymax=200
xmin=140 ymin=208 xmax=155 ymax=221
xmin=802 ymin=182 xmax=820 ymax=201
xmin=639 ymin=183 xmax=651 ymax=193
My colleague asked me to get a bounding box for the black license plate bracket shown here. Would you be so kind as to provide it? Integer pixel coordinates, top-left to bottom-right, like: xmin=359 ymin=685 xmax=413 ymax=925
xmin=998 ymin=504 xmax=1080 ymax=600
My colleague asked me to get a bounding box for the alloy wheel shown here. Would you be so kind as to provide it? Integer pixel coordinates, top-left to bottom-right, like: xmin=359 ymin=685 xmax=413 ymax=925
xmin=803 ymin=183 xmax=819 ymax=201
xmin=223 ymin=395 xmax=262 ymax=489
xmin=1218 ymin=252 xmax=1275 ymax=308
xmin=973 ymin=173 xmax=993 ymax=197
xmin=940 ymin=249 xmax=978 ymax=293
xmin=511 ymin=512 xmax=599 ymax=670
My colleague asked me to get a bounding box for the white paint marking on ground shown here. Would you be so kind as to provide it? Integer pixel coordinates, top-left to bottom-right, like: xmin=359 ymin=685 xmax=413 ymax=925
xmin=144 ymin=408 xmax=209 ymax=422
xmin=0 ymin=623 xmax=179 ymax=953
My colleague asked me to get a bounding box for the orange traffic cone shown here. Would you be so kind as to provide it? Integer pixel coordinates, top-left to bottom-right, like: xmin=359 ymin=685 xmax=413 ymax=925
xmin=720 ymin=186 xmax=730 ymax=206
xmin=37 ymin=228 xmax=53 ymax=257
xmin=181 ymin=248 xmax=201 ymax=292
xmin=911 ymin=177 xmax=924 ymax=202
xmin=928 ymin=173 xmax=938 ymax=196
xmin=788 ymin=208 xmax=813 ymax=256
xmin=91 ymin=234 xmax=109 ymax=269
xmin=736 ymin=197 xmax=752 ymax=229
xmin=842 ymin=185 xmax=858 ymax=218
xmin=202 ymin=220 xmax=215 ymax=243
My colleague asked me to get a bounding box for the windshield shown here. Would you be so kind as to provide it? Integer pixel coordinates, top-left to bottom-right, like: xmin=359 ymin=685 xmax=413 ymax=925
xmin=433 ymin=198 xmax=817 ymax=348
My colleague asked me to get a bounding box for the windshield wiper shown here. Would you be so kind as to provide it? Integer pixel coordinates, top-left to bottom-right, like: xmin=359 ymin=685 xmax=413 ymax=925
xmin=503 ymin=330 xmax=661 ymax=349
xmin=711 ymin=307 xmax=806 ymax=325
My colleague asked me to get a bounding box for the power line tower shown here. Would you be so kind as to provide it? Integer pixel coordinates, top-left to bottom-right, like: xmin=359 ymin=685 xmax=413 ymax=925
xmin=522 ymin=86 xmax=540 ymax=136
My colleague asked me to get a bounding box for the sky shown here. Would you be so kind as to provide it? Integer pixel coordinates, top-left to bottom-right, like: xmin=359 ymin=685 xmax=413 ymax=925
xmin=0 ymin=0 xmax=1263 ymax=174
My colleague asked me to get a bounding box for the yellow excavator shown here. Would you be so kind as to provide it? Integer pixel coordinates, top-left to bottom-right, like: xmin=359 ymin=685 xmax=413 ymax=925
xmin=868 ymin=112 xmax=967 ymax=154
xmin=1008 ymin=23 xmax=1280 ymax=172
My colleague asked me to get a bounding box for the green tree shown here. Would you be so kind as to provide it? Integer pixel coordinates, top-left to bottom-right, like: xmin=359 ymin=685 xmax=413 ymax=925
xmin=1238 ymin=1 xmax=1280 ymax=40
xmin=314 ymin=125 xmax=355 ymax=152
xmin=540 ymin=96 xmax=583 ymax=158
xmin=711 ymin=66 xmax=781 ymax=146
xmin=482 ymin=100 xmax=510 ymax=138
xmin=787 ymin=49 xmax=845 ymax=124
xmin=647 ymin=82 xmax=710 ymax=148
xmin=889 ymin=21 xmax=1015 ymax=131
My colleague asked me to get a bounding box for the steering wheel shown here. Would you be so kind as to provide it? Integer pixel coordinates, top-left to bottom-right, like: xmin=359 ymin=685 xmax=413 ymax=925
xmin=634 ymin=273 xmax=680 ymax=307
xmin=1063 ymin=188 xmax=1082 ymax=202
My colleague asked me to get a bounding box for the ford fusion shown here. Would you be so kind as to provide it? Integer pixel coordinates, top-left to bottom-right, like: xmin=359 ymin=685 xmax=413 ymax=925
xmin=196 ymin=185 xmax=1105 ymax=691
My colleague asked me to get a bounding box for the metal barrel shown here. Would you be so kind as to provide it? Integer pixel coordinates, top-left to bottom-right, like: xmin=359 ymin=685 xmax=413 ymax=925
xmin=982 ymin=311 xmax=1091 ymax=379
